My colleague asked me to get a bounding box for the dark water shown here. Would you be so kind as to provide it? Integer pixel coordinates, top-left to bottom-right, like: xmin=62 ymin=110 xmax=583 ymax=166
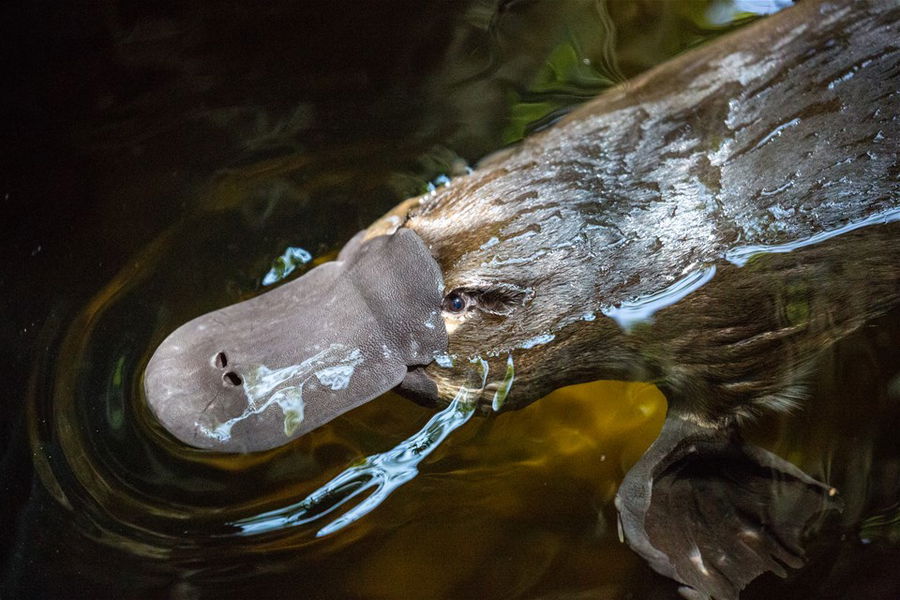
xmin=3 ymin=1 xmax=899 ymax=598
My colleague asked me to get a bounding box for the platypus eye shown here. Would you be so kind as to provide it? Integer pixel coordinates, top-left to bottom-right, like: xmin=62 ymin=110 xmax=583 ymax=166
xmin=443 ymin=291 xmax=467 ymax=313
xmin=442 ymin=283 xmax=533 ymax=317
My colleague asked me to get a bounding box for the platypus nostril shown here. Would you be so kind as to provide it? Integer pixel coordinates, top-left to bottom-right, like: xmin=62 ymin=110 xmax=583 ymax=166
xmin=223 ymin=371 xmax=242 ymax=386
xmin=213 ymin=352 xmax=228 ymax=368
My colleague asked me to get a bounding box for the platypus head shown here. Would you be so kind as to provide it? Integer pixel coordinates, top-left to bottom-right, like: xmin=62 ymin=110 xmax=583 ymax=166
xmin=396 ymin=158 xmax=636 ymax=414
xmin=145 ymin=158 xmax=630 ymax=452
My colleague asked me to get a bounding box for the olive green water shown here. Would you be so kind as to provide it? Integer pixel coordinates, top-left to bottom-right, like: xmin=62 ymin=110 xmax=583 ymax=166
xmin=4 ymin=1 xmax=900 ymax=598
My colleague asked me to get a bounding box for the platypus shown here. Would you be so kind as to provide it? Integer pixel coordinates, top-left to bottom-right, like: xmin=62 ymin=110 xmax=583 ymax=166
xmin=143 ymin=0 xmax=899 ymax=598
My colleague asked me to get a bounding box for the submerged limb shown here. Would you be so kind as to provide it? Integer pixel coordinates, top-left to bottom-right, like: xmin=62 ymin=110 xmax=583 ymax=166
xmin=231 ymin=387 xmax=476 ymax=537
xmin=615 ymin=415 xmax=841 ymax=600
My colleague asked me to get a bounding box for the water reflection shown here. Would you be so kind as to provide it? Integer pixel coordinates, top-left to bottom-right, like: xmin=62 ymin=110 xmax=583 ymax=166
xmin=261 ymin=246 xmax=312 ymax=286
xmin=234 ymin=388 xmax=476 ymax=538
xmin=602 ymin=266 xmax=718 ymax=331
xmin=726 ymin=207 xmax=900 ymax=267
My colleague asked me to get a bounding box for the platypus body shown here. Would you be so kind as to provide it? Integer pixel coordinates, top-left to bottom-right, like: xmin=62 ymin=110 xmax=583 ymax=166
xmin=144 ymin=0 xmax=899 ymax=598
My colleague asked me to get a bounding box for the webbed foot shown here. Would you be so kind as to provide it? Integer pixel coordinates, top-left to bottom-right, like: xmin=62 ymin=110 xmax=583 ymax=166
xmin=615 ymin=415 xmax=841 ymax=600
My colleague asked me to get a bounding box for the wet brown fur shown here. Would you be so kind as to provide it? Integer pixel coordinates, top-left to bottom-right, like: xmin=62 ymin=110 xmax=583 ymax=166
xmin=369 ymin=0 xmax=900 ymax=421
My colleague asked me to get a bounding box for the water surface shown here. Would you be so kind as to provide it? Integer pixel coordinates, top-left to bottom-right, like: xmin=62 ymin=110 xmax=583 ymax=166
xmin=4 ymin=1 xmax=899 ymax=598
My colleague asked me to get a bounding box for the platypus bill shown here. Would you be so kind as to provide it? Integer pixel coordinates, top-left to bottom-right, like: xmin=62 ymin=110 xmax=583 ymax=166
xmin=143 ymin=0 xmax=899 ymax=598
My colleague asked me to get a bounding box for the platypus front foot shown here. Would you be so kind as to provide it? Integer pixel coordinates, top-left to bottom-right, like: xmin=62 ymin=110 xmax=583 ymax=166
xmin=615 ymin=415 xmax=841 ymax=600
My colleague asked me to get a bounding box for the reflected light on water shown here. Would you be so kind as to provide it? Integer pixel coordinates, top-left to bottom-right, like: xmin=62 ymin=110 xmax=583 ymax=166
xmin=233 ymin=387 xmax=477 ymax=537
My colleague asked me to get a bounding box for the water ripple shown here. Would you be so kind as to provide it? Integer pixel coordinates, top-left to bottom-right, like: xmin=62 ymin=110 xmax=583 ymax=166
xmin=231 ymin=387 xmax=476 ymax=537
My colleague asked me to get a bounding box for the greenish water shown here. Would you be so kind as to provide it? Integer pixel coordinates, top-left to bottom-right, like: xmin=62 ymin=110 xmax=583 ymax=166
xmin=4 ymin=1 xmax=899 ymax=599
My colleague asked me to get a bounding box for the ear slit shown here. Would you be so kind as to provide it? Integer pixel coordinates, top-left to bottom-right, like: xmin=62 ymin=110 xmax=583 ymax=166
xmin=455 ymin=283 xmax=533 ymax=316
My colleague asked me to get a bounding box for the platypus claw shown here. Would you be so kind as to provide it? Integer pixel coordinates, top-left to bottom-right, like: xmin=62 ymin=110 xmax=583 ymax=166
xmin=615 ymin=415 xmax=841 ymax=600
